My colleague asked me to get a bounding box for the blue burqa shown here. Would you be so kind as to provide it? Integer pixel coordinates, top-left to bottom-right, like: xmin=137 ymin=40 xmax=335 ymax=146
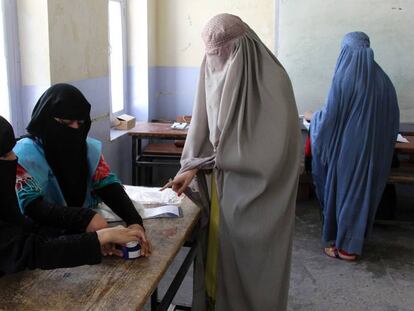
xmin=310 ymin=32 xmax=399 ymax=255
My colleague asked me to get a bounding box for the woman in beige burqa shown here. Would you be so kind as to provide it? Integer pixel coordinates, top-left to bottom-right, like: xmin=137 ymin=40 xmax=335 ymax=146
xmin=164 ymin=14 xmax=300 ymax=310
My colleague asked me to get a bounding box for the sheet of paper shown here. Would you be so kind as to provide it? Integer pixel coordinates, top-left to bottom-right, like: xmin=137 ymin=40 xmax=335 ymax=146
xmin=397 ymin=133 xmax=409 ymax=143
xmin=123 ymin=185 xmax=183 ymax=205
xmin=94 ymin=186 xmax=184 ymax=222
xmin=140 ymin=205 xmax=182 ymax=219
xmin=96 ymin=202 xmax=182 ymax=221
xmin=302 ymin=118 xmax=310 ymax=130
xmin=171 ymin=122 xmax=188 ymax=130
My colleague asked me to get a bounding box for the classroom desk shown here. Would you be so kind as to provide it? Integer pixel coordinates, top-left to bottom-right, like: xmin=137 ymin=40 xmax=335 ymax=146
xmin=395 ymin=135 xmax=414 ymax=154
xmin=0 ymin=189 xmax=200 ymax=311
xmin=129 ymin=122 xmax=188 ymax=186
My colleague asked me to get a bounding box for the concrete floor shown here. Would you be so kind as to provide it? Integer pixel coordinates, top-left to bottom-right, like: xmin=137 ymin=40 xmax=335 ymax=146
xmin=145 ymin=190 xmax=414 ymax=311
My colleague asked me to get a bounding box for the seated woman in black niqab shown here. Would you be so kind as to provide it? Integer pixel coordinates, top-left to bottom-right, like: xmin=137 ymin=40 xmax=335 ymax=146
xmin=13 ymin=84 xmax=150 ymax=256
xmin=0 ymin=116 xmax=144 ymax=276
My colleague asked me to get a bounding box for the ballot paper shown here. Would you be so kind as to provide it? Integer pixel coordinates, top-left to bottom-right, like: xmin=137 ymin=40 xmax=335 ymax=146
xmin=95 ymin=186 xmax=183 ymax=222
xmin=140 ymin=205 xmax=182 ymax=219
xmin=397 ymin=133 xmax=409 ymax=143
xmin=171 ymin=122 xmax=188 ymax=130
xmin=302 ymin=118 xmax=310 ymax=131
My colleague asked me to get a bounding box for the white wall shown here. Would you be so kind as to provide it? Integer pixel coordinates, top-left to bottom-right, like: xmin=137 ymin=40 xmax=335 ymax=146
xmin=155 ymin=0 xmax=276 ymax=67
xmin=278 ymin=0 xmax=414 ymax=122
xmin=48 ymin=0 xmax=108 ymax=83
xmin=17 ymin=0 xmax=50 ymax=86
xmin=127 ymin=0 xmax=149 ymax=121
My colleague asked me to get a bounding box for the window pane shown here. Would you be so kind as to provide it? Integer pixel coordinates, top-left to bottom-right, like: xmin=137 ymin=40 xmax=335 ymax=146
xmin=109 ymin=0 xmax=125 ymax=114
xmin=0 ymin=2 xmax=11 ymax=121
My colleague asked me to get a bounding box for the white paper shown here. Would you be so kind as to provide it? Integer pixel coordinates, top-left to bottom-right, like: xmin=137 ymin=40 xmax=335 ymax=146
xmin=397 ymin=133 xmax=409 ymax=143
xmin=302 ymin=118 xmax=310 ymax=130
xmin=171 ymin=122 xmax=188 ymax=130
xmin=94 ymin=186 xmax=183 ymax=222
xmin=140 ymin=205 xmax=181 ymax=219
xmin=123 ymin=185 xmax=183 ymax=205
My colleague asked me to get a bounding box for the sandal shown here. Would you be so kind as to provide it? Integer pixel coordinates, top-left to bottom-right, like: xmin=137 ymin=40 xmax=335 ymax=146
xmin=337 ymin=249 xmax=357 ymax=261
xmin=324 ymin=246 xmax=340 ymax=259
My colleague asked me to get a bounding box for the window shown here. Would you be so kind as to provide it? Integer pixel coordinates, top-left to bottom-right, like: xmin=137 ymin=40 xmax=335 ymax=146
xmin=0 ymin=0 xmax=20 ymax=131
xmin=108 ymin=0 xmax=127 ymax=115
xmin=0 ymin=0 xmax=11 ymax=120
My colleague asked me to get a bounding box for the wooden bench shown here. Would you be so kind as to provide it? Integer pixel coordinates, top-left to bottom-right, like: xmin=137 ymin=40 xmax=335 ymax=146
xmin=143 ymin=143 xmax=183 ymax=156
xmin=388 ymin=164 xmax=414 ymax=184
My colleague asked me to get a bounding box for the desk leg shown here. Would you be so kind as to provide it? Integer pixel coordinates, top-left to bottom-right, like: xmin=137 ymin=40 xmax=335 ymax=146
xmin=151 ymin=288 xmax=159 ymax=310
xmin=132 ymin=137 xmax=136 ymax=185
xmin=155 ymin=242 xmax=197 ymax=311
xmin=137 ymin=139 xmax=142 ymax=185
xmin=132 ymin=137 xmax=142 ymax=186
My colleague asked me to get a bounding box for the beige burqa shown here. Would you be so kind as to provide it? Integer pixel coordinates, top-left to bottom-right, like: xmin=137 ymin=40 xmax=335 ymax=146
xmin=180 ymin=14 xmax=300 ymax=311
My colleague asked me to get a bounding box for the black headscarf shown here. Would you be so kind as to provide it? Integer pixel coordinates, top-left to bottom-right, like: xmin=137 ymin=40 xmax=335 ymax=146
xmin=0 ymin=116 xmax=25 ymax=225
xmin=0 ymin=116 xmax=16 ymax=157
xmin=27 ymin=84 xmax=92 ymax=207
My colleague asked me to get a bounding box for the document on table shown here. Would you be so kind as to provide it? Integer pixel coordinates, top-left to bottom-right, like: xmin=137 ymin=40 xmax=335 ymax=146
xmin=95 ymin=186 xmax=183 ymax=222
xmin=140 ymin=205 xmax=182 ymax=219
xmin=397 ymin=133 xmax=409 ymax=143
xmin=171 ymin=122 xmax=188 ymax=130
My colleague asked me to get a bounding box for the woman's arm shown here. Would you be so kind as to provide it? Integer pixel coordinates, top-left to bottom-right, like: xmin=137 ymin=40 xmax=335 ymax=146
xmin=92 ymin=155 xmax=151 ymax=256
xmin=1 ymin=224 xmax=101 ymax=274
xmin=0 ymin=223 xmax=144 ymax=274
xmin=94 ymin=184 xmax=151 ymax=257
xmin=95 ymin=183 xmax=143 ymax=227
xmin=16 ymin=163 xmax=99 ymax=232
xmin=25 ymin=198 xmax=97 ymax=232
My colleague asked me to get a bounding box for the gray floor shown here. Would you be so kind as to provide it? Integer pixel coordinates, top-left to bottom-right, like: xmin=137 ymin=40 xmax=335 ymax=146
xmin=145 ymin=189 xmax=414 ymax=311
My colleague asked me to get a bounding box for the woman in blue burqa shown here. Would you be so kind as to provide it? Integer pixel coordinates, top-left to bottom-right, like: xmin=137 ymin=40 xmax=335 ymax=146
xmin=306 ymin=32 xmax=399 ymax=260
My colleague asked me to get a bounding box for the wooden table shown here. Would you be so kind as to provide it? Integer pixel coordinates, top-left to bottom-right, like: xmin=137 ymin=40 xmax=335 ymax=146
xmin=0 ymin=192 xmax=200 ymax=311
xmin=129 ymin=123 xmax=188 ymax=186
xmin=395 ymin=135 xmax=414 ymax=155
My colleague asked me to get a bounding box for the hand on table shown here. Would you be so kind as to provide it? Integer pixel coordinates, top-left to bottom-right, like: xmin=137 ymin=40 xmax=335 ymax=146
xmin=101 ymin=243 xmax=123 ymax=257
xmin=160 ymin=169 xmax=198 ymax=196
xmin=96 ymin=225 xmax=141 ymax=246
xmin=128 ymin=224 xmax=152 ymax=257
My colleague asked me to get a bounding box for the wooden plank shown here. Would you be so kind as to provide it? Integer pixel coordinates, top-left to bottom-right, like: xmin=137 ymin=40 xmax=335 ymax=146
xmin=128 ymin=122 xmax=188 ymax=140
xmin=0 ymin=196 xmax=200 ymax=311
xmin=388 ymin=165 xmax=414 ymax=184
xmin=395 ymin=135 xmax=414 ymax=154
xmin=143 ymin=143 xmax=183 ymax=156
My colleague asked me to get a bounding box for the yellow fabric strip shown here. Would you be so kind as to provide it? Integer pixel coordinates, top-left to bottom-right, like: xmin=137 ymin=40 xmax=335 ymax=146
xmin=205 ymin=173 xmax=220 ymax=306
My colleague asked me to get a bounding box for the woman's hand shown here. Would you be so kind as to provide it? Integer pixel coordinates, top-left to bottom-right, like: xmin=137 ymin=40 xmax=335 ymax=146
xmin=96 ymin=225 xmax=141 ymax=245
xmin=86 ymin=213 xmax=108 ymax=232
xmin=160 ymin=169 xmax=198 ymax=196
xmin=127 ymin=224 xmax=152 ymax=257
xmin=101 ymin=243 xmax=123 ymax=257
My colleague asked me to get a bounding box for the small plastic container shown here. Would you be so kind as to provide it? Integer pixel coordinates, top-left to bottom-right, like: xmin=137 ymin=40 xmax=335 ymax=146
xmin=121 ymin=241 xmax=141 ymax=260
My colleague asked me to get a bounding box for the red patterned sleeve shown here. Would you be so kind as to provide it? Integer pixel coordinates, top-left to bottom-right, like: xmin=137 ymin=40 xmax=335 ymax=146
xmin=16 ymin=164 xmax=33 ymax=191
xmin=15 ymin=163 xmax=42 ymax=211
xmin=92 ymin=155 xmax=111 ymax=182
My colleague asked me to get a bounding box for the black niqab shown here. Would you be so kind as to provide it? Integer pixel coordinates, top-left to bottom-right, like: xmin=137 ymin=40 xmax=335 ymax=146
xmin=0 ymin=116 xmax=25 ymax=225
xmin=26 ymin=84 xmax=92 ymax=207
xmin=0 ymin=116 xmax=15 ymax=157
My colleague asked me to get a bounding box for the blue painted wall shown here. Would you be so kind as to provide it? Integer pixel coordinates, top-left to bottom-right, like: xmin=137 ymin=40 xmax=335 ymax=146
xmin=148 ymin=66 xmax=200 ymax=121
